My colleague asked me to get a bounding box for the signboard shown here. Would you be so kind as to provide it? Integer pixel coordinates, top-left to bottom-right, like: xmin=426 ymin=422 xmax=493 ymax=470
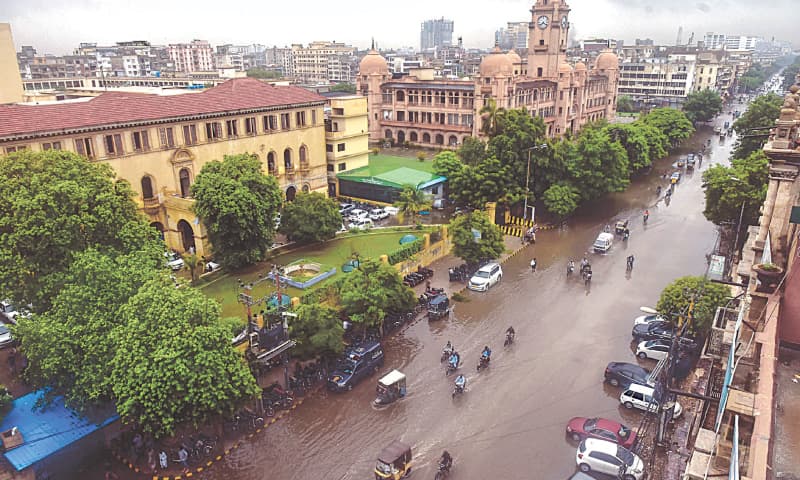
xmin=709 ymin=254 xmax=726 ymax=280
xmin=471 ymin=228 xmax=482 ymax=243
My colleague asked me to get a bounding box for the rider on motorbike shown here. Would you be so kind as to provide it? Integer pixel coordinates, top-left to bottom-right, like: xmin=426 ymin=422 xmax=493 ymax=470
xmin=440 ymin=450 xmax=453 ymax=471
xmin=454 ymin=374 xmax=466 ymax=392
xmin=481 ymin=346 xmax=492 ymax=362
xmin=506 ymin=326 xmax=515 ymax=339
xmin=448 ymin=351 xmax=460 ymax=370
xmin=567 ymin=259 xmax=575 ymax=275
xmin=643 ymin=209 xmax=650 ymax=223
xmin=443 ymin=341 xmax=453 ymax=355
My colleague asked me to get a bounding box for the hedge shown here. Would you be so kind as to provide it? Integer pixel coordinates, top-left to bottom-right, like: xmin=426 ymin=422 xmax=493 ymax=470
xmin=387 ymin=239 xmax=423 ymax=265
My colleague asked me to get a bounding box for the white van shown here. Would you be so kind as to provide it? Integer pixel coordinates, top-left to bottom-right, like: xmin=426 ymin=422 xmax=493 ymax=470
xmin=593 ymin=232 xmax=614 ymax=253
xmin=620 ymin=383 xmax=683 ymax=418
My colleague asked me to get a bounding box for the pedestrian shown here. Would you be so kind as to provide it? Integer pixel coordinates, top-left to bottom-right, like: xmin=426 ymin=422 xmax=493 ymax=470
xmin=627 ymin=255 xmax=635 ymax=271
xmin=158 ymin=450 xmax=168 ymax=470
xmin=147 ymin=448 xmax=157 ymax=474
xmin=530 ymin=258 xmax=537 ymax=272
xmin=177 ymin=446 xmax=189 ymax=470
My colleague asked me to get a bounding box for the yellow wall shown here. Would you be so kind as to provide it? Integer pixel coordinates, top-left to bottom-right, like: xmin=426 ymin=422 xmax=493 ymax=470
xmin=325 ymin=96 xmax=370 ymax=194
xmin=1 ymin=105 xmax=327 ymax=255
xmin=0 ymin=24 xmax=24 ymax=104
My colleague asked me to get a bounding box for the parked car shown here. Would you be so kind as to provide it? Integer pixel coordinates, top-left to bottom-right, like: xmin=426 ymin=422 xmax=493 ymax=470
xmin=565 ymin=417 xmax=637 ymax=449
xmin=327 ymin=341 xmax=385 ymax=392
xmin=348 ymin=218 xmax=374 ymax=230
xmin=0 ymin=323 xmax=13 ymax=348
xmin=604 ymin=362 xmax=652 ymax=388
xmin=631 ymin=320 xmax=675 ymax=342
xmin=339 ymin=203 xmax=355 ymax=216
xmin=383 ymin=206 xmax=399 ymax=216
xmin=619 ymin=383 xmax=683 ymax=418
xmin=369 ymin=208 xmax=389 ymax=221
xmin=633 ymin=313 xmax=667 ymax=326
xmin=576 ymin=438 xmax=645 ymax=480
xmin=467 ymin=263 xmax=503 ymax=292
xmin=348 ymin=209 xmax=368 ymax=222
xmin=164 ymin=251 xmax=184 ymax=271
xmin=636 ymin=339 xmax=672 ymax=361
xmin=0 ymin=301 xmax=19 ymax=325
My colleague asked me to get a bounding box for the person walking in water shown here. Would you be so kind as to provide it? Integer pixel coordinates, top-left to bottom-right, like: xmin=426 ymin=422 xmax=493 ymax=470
xmin=530 ymin=258 xmax=537 ymax=272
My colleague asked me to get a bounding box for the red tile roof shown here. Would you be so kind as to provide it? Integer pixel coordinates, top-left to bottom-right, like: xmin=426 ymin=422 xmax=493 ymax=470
xmin=0 ymin=77 xmax=326 ymax=139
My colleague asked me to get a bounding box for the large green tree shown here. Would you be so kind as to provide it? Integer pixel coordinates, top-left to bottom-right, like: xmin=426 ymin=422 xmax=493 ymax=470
xmin=565 ymin=128 xmax=630 ymax=201
xmin=290 ymin=304 xmax=344 ymax=358
xmin=617 ymin=95 xmax=636 ymax=113
xmin=478 ymin=98 xmax=505 ymax=136
xmin=339 ymin=259 xmax=416 ymax=336
xmin=13 ymin=248 xmax=161 ymax=410
xmin=702 ymin=151 xmax=769 ymax=228
xmin=656 ymin=276 xmax=731 ymax=334
xmin=732 ymin=93 xmax=782 ymax=160
xmin=280 ymin=192 xmax=341 ymax=243
xmin=682 ymin=89 xmax=724 ymax=123
xmin=192 ymin=153 xmax=282 ymax=269
xmin=110 ymin=277 xmax=259 ymax=438
xmin=450 ymin=211 xmax=505 ymax=265
xmin=641 ymin=108 xmax=694 ymax=148
xmin=0 ymin=150 xmax=159 ymax=312
xmin=603 ymin=123 xmax=666 ymax=173
xmin=457 ymin=137 xmax=487 ymax=166
xmin=542 ymin=183 xmax=581 ymax=218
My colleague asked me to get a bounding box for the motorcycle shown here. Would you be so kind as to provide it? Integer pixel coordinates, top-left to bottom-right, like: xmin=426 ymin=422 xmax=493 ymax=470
xmin=445 ymin=360 xmax=459 ymax=376
xmin=583 ymin=270 xmax=592 ymax=286
xmin=477 ymin=356 xmax=490 ymax=372
xmin=451 ymin=384 xmax=465 ymax=399
xmin=643 ymin=213 xmax=649 ymax=224
xmin=567 ymin=263 xmax=575 ymax=277
xmin=435 ymin=462 xmax=452 ymax=480
xmin=440 ymin=346 xmax=454 ymax=363
xmin=504 ymin=332 xmax=515 ymax=347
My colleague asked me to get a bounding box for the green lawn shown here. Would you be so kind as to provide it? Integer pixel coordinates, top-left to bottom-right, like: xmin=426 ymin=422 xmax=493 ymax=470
xmin=199 ymin=229 xmax=427 ymax=319
xmin=368 ymin=154 xmax=436 ymax=174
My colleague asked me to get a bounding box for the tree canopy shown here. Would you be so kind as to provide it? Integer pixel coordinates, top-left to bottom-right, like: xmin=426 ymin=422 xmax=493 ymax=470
xmin=702 ymin=151 xmax=769 ymax=228
xmin=329 ymin=83 xmax=356 ymax=93
xmin=192 ymin=153 xmax=282 ymax=269
xmin=732 ymin=93 xmax=782 ymax=160
xmin=682 ymin=89 xmax=723 ymax=123
xmin=339 ymin=259 xmax=416 ymax=335
xmin=656 ymin=276 xmax=731 ymax=334
xmin=603 ymin=123 xmax=666 ymax=173
xmin=246 ymin=68 xmax=281 ymax=79
xmin=640 ymin=108 xmax=695 ymax=147
xmin=449 ymin=211 xmax=505 ymax=265
xmin=617 ymin=95 xmax=636 ymax=113
xmin=394 ymin=185 xmax=431 ymax=220
xmin=290 ymin=304 xmax=344 ymax=359
xmin=542 ymin=183 xmax=581 ymax=218
xmin=110 ymin=277 xmax=259 ymax=438
xmin=0 ymin=150 xmax=160 ymax=312
xmin=565 ymin=128 xmax=630 ymax=201
xmin=280 ymin=192 xmax=341 ymax=243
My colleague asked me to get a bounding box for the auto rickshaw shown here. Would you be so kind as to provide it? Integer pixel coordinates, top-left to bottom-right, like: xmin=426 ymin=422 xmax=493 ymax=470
xmin=427 ymin=294 xmax=451 ymax=321
xmin=374 ymin=440 xmax=412 ymax=479
xmin=676 ymin=156 xmax=686 ymax=168
xmin=373 ymin=370 xmax=407 ymax=407
xmin=614 ymin=220 xmax=629 ymax=235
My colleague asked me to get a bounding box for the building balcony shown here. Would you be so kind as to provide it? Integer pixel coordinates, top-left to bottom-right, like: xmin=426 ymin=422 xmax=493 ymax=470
xmin=164 ymin=193 xmax=195 ymax=213
xmin=142 ymin=196 xmax=161 ymax=214
xmin=298 ymin=162 xmax=311 ymax=172
xmin=381 ymin=119 xmax=472 ymax=133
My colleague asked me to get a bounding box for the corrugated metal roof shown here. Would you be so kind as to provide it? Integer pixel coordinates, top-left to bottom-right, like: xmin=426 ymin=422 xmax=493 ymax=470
xmin=0 ymin=390 xmax=119 ymax=471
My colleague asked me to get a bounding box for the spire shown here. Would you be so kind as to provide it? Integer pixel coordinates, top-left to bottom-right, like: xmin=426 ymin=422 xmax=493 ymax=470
xmin=371 ymin=38 xmax=375 ymax=50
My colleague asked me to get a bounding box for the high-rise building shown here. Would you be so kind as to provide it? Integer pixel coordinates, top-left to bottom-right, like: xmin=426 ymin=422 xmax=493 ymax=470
xmin=291 ymin=41 xmax=356 ymax=83
xmin=495 ymin=22 xmax=529 ymax=50
xmin=420 ymin=18 xmax=454 ymax=51
xmin=168 ymin=40 xmax=214 ymax=73
xmin=0 ymin=24 xmax=24 ymax=104
xmin=704 ymin=32 xmax=761 ymax=52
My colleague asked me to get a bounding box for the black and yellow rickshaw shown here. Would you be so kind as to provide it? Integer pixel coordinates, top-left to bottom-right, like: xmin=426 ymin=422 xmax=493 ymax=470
xmin=427 ymin=294 xmax=451 ymax=321
xmin=614 ymin=220 xmax=629 ymax=235
xmin=374 ymin=440 xmax=412 ymax=479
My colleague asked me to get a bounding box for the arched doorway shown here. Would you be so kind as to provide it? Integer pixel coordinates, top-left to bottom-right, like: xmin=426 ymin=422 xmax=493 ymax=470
xmin=422 ymin=133 xmax=431 ymax=143
xmin=410 ymin=132 xmax=418 ymax=142
xmin=435 ymin=134 xmax=444 ymax=145
xmin=397 ymin=131 xmax=406 ymax=144
xmin=302 ymin=184 xmax=310 ymax=193
xmin=150 ymin=221 xmax=165 ymax=240
xmin=176 ymin=219 xmax=195 ymax=252
xmin=286 ymin=185 xmax=297 ymax=202
xmin=141 ymin=176 xmax=154 ymax=199
xmin=179 ymin=168 xmax=191 ymax=198
xmin=384 ymin=129 xmax=393 ymax=139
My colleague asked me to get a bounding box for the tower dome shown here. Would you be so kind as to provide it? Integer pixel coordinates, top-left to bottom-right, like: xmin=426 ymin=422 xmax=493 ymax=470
xmin=507 ymin=49 xmax=522 ymax=64
xmin=479 ymin=46 xmax=513 ymax=77
xmin=574 ymin=61 xmax=587 ymax=72
xmin=359 ymin=49 xmax=389 ymax=75
xmin=594 ymin=49 xmax=619 ymax=70
xmin=558 ymin=62 xmax=573 ymax=74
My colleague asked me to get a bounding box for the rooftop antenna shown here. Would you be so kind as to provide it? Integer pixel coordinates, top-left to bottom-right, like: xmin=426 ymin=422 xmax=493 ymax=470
xmin=371 ymin=37 xmax=375 ymax=50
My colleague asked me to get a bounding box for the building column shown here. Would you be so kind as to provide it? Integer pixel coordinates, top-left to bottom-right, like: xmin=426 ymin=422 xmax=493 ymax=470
xmin=754 ymin=175 xmax=780 ymax=251
xmin=767 ymin=165 xmax=800 ymax=265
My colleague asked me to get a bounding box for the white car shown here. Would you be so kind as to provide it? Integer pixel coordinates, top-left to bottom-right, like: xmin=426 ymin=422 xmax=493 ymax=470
xmin=165 ymin=251 xmax=184 ymax=271
xmin=369 ymin=208 xmax=389 ymax=221
xmin=468 ymin=263 xmax=503 ymax=292
xmin=0 ymin=323 xmax=12 ymax=348
xmin=0 ymin=300 xmax=19 ymax=324
xmin=636 ymin=339 xmax=671 ymax=361
xmin=348 ymin=218 xmax=374 ymax=230
xmin=383 ymin=206 xmax=399 ymax=216
xmin=633 ymin=313 xmax=667 ymax=326
xmin=348 ymin=209 xmax=368 ymax=222
xmin=620 ymin=383 xmax=683 ymax=418
xmin=576 ymin=438 xmax=645 ymax=480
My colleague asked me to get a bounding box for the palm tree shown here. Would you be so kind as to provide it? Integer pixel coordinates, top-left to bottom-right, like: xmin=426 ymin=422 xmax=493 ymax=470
xmin=479 ymin=98 xmax=505 ymax=137
xmin=182 ymin=252 xmax=202 ymax=283
xmin=394 ymin=185 xmax=431 ymax=222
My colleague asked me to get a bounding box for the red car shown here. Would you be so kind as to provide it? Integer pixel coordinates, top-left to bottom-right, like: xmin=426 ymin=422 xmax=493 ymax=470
xmin=566 ymin=417 xmax=637 ymax=449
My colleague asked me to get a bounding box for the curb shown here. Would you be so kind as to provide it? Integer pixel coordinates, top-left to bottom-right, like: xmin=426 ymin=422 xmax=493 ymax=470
xmin=111 ymin=388 xmax=320 ymax=479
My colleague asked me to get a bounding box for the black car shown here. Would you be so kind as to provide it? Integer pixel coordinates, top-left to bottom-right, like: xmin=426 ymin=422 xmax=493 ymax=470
xmin=631 ymin=320 xmax=675 ymax=342
xmin=604 ymin=362 xmax=651 ymax=388
xmin=327 ymin=341 xmax=384 ymax=392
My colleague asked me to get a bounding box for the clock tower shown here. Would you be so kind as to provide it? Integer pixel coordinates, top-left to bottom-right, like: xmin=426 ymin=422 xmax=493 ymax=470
xmin=527 ymin=0 xmax=570 ymax=79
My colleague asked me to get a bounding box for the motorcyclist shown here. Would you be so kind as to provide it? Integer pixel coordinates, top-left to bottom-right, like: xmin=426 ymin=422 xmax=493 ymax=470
xmin=443 ymin=341 xmax=453 ymax=355
xmin=481 ymin=346 xmax=492 ymax=362
xmin=643 ymin=209 xmax=650 ymax=223
xmin=506 ymin=326 xmax=515 ymax=341
xmin=440 ymin=450 xmax=453 ymax=471
xmin=656 ymin=185 xmax=662 ymax=196
xmin=567 ymin=259 xmax=575 ymax=275
xmin=448 ymin=351 xmax=460 ymax=370
xmin=454 ymin=374 xmax=466 ymax=392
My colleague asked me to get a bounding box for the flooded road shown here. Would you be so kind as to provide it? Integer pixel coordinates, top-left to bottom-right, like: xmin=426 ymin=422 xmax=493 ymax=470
xmin=192 ymin=111 xmax=743 ymax=480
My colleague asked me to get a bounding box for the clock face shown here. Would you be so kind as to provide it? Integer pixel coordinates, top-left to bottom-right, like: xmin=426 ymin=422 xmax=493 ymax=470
xmin=537 ymin=15 xmax=549 ymax=29
xmin=561 ymin=16 xmax=568 ymax=29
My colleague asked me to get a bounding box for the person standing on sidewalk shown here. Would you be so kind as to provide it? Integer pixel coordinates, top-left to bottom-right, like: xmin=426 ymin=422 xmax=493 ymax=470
xmin=530 ymin=258 xmax=537 ymax=272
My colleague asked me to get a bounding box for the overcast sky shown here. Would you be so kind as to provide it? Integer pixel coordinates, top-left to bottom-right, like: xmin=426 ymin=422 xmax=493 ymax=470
xmin=3 ymin=0 xmax=796 ymax=55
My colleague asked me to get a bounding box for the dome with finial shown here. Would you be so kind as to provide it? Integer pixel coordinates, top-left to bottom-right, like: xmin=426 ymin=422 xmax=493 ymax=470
xmin=480 ymin=46 xmax=513 ymax=77
xmin=595 ymin=49 xmax=619 ymax=70
xmin=359 ymin=41 xmax=389 ymax=75
xmin=507 ymin=49 xmax=522 ymax=64
xmin=558 ymin=62 xmax=573 ymax=74
xmin=574 ymin=61 xmax=587 ymax=72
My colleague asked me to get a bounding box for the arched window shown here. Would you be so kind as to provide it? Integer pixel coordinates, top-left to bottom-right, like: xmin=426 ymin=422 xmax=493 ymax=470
xmin=410 ymin=132 xmax=418 ymax=142
xmin=435 ymin=134 xmax=444 ymax=145
xmin=179 ymin=168 xmax=191 ymax=198
xmin=396 ymin=91 xmax=405 ymax=102
xmin=422 ymin=133 xmax=431 ymax=143
xmin=141 ymin=176 xmax=154 ymax=199
xmin=302 ymin=184 xmax=310 ymax=193
xmin=267 ymin=151 xmax=276 ymax=174
xmin=284 ymin=148 xmax=292 ymax=170
xmin=448 ymin=135 xmax=458 ymax=146
xmin=384 ymin=129 xmax=393 ymax=139
xmin=286 ymin=185 xmax=297 ymax=202
xmin=397 ymin=131 xmax=405 ymax=144
xmin=299 ymin=145 xmax=307 ymax=164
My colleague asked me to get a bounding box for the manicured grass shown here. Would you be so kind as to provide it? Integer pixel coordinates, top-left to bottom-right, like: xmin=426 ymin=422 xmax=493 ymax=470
xmin=199 ymin=229 xmax=428 ymax=319
xmin=368 ymin=154 xmax=436 ymax=174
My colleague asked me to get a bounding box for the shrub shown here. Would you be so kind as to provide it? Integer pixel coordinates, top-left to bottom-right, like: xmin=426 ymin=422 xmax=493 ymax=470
xmin=387 ymin=239 xmax=423 ymax=265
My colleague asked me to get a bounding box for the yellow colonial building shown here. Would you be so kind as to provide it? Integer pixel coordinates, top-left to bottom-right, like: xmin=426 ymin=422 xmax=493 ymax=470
xmin=0 ymin=77 xmax=328 ymax=256
xmin=323 ymin=94 xmax=370 ymax=197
